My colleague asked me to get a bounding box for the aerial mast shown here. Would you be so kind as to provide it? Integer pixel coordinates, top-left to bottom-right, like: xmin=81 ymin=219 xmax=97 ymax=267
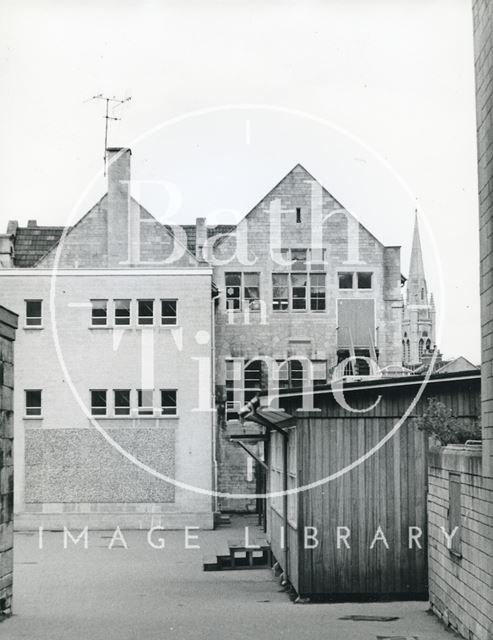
xmin=87 ymin=94 xmax=132 ymax=175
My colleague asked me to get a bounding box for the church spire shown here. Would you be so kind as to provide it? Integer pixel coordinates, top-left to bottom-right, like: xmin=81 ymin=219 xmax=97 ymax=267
xmin=407 ymin=212 xmax=428 ymax=306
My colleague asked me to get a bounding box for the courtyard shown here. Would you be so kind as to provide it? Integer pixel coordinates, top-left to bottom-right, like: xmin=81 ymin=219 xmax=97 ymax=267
xmin=2 ymin=516 xmax=456 ymax=640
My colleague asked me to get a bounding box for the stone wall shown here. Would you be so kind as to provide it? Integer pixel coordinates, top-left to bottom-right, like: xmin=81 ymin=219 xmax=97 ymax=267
xmin=0 ymin=306 xmax=18 ymax=619
xmin=428 ymin=447 xmax=493 ymax=640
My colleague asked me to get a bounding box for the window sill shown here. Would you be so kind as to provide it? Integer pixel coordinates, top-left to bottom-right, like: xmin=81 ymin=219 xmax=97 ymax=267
xmin=89 ymin=326 xmax=112 ymax=330
xmin=24 ymin=325 xmax=44 ymax=330
xmin=92 ymin=414 xmax=179 ymax=420
xmin=23 ymin=415 xmax=43 ymax=420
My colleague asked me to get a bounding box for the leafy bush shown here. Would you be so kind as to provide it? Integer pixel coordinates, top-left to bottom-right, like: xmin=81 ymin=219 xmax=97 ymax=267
xmin=414 ymin=397 xmax=481 ymax=445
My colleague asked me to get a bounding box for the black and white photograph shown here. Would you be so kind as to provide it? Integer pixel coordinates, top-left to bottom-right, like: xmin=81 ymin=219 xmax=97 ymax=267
xmin=0 ymin=1 xmax=491 ymax=639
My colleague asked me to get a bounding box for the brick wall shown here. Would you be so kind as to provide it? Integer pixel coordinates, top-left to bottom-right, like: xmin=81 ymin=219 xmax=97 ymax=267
xmin=0 ymin=306 xmax=17 ymax=619
xmin=428 ymin=447 xmax=493 ymax=640
xmin=474 ymin=0 xmax=493 ymax=475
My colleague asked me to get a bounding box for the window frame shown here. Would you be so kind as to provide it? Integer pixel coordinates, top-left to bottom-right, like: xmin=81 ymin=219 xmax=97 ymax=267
xmin=160 ymin=389 xmax=177 ymax=416
xmin=25 ymin=299 xmax=43 ymax=328
xmin=25 ymin=389 xmax=42 ymax=418
xmin=160 ymin=299 xmax=177 ymax=326
xmin=137 ymin=299 xmax=154 ymax=326
xmin=90 ymin=389 xmax=107 ymax=416
xmin=114 ymin=389 xmax=131 ymax=416
xmin=225 ymin=272 xmax=261 ymax=311
xmin=91 ymin=299 xmax=108 ymax=327
xmin=114 ymin=299 xmax=131 ymax=326
xmin=137 ymin=389 xmax=154 ymax=416
xmin=338 ymin=272 xmax=354 ymax=289
xmin=357 ymin=271 xmax=373 ymax=290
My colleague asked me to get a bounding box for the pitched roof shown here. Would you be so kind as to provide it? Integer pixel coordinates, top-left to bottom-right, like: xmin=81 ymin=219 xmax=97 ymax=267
xmin=13 ymin=226 xmax=68 ymax=267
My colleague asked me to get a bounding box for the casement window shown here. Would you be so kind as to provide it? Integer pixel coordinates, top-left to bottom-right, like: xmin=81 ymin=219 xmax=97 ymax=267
xmin=25 ymin=389 xmax=42 ymax=417
xmin=160 ymin=389 xmax=177 ymax=416
xmin=161 ymin=300 xmax=177 ymax=325
xmin=338 ymin=272 xmax=353 ymax=289
xmin=310 ymin=274 xmax=326 ymax=310
xmin=25 ymin=300 xmax=42 ymax=327
xmin=91 ymin=300 xmax=108 ymax=326
xmin=272 ymin=249 xmax=326 ymax=312
xmin=291 ymin=274 xmax=308 ymax=310
xmin=272 ymin=274 xmax=289 ymax=311
xmin=338 ymin=271 xmax=373 ymax=290
xmin=448 ymin=472 xmax=462 ymax=557
xmin=114 ymin=389 xmax=130 ymax=416
xmin=225 ymin=359 xmax=263 ymax=417
xmin=243 ymin=274 xmax=260 ymax=310
xmin=357 ymin=272 xmax=372 ymax=289
xmin=137 ymin=389 xmax=154 ymax=415
xmin=138 ymin=299 xmax=154 ymax=325
xmin=114 ymin=299 xmax=131 ymax=326
xmin=312 ymin=360 xmax=327 ymax=386
xmin=90 ymin=389 xmax=107 ymax=416
xmin=225 ymin=272 xmax=260 ymax=311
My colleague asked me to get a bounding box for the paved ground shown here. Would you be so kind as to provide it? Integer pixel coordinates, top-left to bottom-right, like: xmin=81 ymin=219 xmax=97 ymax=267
xmin=2 ymin=516 xmax=456 ymax=640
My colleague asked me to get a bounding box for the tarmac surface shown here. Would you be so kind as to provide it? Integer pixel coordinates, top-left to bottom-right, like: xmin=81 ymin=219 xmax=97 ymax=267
xmin=2 ymin=516 xmax=457 ymax=640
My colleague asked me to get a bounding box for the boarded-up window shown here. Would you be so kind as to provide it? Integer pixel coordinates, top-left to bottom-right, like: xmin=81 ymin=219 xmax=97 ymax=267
xmin=448 ymin=472 xmax=462 ymax=556
xmin=337 ymin=299 xmax=375 ymax=347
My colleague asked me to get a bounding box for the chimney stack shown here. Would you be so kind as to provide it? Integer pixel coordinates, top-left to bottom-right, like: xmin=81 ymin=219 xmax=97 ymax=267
xmin=195 ymin=217 xmax=207 ymax=261
xmin=107 ymin=148 xmax=131 ymax=266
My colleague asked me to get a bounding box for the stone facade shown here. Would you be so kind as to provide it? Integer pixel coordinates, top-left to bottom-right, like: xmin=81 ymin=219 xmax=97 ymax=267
xmin=0 ymin=150 xmax=215 ymax=530
xmin=0 ymin=306 xmax=17 ymax=619
xmin=209 ymin=164 xmax=404 ymax=509
xmin=428 ymin=448 xmax=493 ymax=640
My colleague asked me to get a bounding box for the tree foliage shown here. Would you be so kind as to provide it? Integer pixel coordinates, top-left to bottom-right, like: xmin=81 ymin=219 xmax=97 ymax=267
xmin=414 ymin=397 xmax=481 ymax=445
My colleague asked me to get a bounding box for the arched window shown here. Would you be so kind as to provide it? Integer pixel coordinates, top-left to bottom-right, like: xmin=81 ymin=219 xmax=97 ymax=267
xmin=406 ymin=340 xmax=410 ymax=362
xmin=418 ymin=338 xmax=424 ymax=359
xmin=426 ymin=338 xmax=431 ymax=352
xmin=402 ymin=340 xmax=406 ymax=361
xmin=421 ymin=287 xmax=424 ymax=300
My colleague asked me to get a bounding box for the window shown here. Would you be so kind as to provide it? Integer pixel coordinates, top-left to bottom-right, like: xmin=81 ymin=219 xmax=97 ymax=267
xmin=90 ymin=389 xmax=107 ymax=416
xmin=114 ymin=389 xmax=130 ymax=416
xmin=25 ymin=390 xmax=42 ymax=416
xmin=225 ymin=272 xmax=260 ymax=311
xmin=312 ymin=360 xmax=327 ymax=386
xmin=296 ymin=207 xmax=301 ymax=223
xmin=357 ymin=272 xmax=372 ymax=289
xmin=278 ymin=360 xmax=304 ymax=389
xmin=419 ymin=338 xmax=424 ymax=358
xmin=137 ymin=389 xmax=154 ymax=415
xmin=114 ymin=299 xmax=131 ymax=326
xmin=310 ymin=274 xmax=326 ymax=310
xmin=138 ymin=299 xmax=154 ymax=325
xmin=91 ymin=300 xmax=107 ymax=326
xmin=336 ymin=349 xmax=372 ymax=376
xmin=243 ymin=274 xmax=260 ymax=310
xmin=225 ymin=272 xmax=241 ymax=310
xmin=160 ymin=389 xmax=177 ymax=416
xmin=448 ymin=472 xmax=462 ymax=557
xmin=161 ymin=300 xmax=177 ymax=325
xmin=272 ymin=274 xmax=289 ymax=311
xmin=291 ymin=249 xmax=307 ymax=271
xmin=291 ymin=274 xmax=307 ymax=310
xmin=25 ymin=300 xmax=42 ymax=327
xmin=225 ymin=359 xmax=243 ymax=417
xmin=244 ymin=360 xmax=263 ymax=402
xmin=338 ymin=272 xmax=353 ymax=289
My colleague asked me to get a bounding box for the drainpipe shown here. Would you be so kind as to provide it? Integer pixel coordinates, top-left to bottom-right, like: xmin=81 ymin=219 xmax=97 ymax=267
xmin=282 ymin=430 xmax=289 ymax=585
xmin=211 ymin=289 xmax=219 ymax=514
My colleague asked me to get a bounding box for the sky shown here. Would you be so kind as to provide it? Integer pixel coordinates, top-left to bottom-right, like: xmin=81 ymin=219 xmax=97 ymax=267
xmin=0 ymin=0 xmax=480 ymax=362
